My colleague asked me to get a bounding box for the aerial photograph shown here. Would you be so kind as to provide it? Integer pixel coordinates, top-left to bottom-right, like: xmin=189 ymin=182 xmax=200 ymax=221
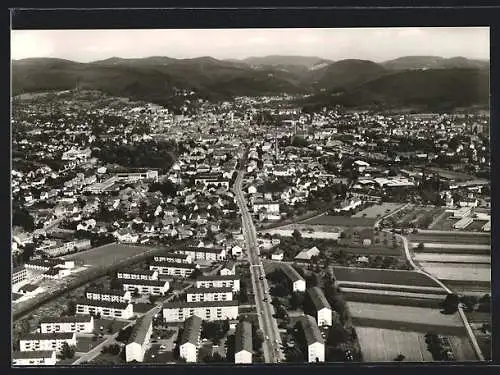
xmin=10 ymin=26 xmax=490 ymax=366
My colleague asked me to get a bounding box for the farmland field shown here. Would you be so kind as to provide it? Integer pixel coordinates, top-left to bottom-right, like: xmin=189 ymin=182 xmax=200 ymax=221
xmin=62 ymin=243 xmax=160 ymax=266
xmin=332 ymin=266 xmax=440 ymax=287
xmin=348 ymin=302 xmax=465 ymax=334
xmin=413 ymin=253 xmax=491 ymax=264
xmin=336 ymin=281 xmax=446 ymax=294
xmin=408 ymin=232 xmax=491 ymax=245
xmin=304 ymin=215 xmax=377 ymax=227
xmin=355 ymin=327 xmax=433 ymax=362
xmin=352 ymin=203 xmax=405 ymax=219
xmin=418 ymin=262 xmax=491 ymax=282
xmin=411 ymin=246 xmax=490 ymax=255
xmin=341 ymin=288 xmax=444 ymax=309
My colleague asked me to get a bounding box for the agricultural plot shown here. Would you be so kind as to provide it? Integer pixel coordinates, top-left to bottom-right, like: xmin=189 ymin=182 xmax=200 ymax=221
xmin=304 ymin=215 xmax=377 ymax=227
xmin=408 ymin=232 xmax=491 ymax=245
xmin=62 ymin=243 xmax=158 ymax=266
xmin=341 ymin=287 xmax=445 ymax=309
xmin=332 ymin=266 xmax=440 ymax=287
xmin=352 ymin=203 xmax=405 ymax=219
xmin=413 ymin=253 xmax=491 ymax=264
xmin=348 ymin=302 xmax=465 ymax=335
xmin=356 ymin=327 xmax=433 ymax=362
xmin=418 ymin=262 xmax=491 ymax=283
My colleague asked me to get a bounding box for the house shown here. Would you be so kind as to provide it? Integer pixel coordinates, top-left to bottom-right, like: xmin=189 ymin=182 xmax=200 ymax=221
xmin=271 ymin=249 xmax=284 ymax=261
xmin=334 ymin=198 xmax=362 ymax=213
xmin=179 ymin=315 xmax=202 ymax=363
xmin=18 ymin=284 xmax=41 ymax=295
xmin=114 ymin=229 xmax=139 ymax=243
xmin=117 ymin=269 xmax=158 ymax=281
xmin=125 ymin=315 xmax=153 ymax=363
xmin=39 ymin=315 xmax=94 ymax=334
xmin=234 ymin=320 xmax=253 ymax=364
xmin=154 ymin=252 xmax=192 ymax=264
xmin=196 ymin=275 xmax=240 ymax=292
xmin=149 ymin=261 xmax=199 ymax=278
xmin=85 ymin=288 xmax=132 ymax=303
xmin=253 ymin=200 xmax=280 ymax=214
xmin=12 ymin=350 xmax=57 ymax=366
xmin=76 ymin=299 xmax=134 ymax=319
xmin=294 ymin=246 xmax=320 ymax=261
xmin=12 ymin=265 xmax=28 ymax=286
xmin=163 ymin=300 xmax=239 ymax=323
xmin=281 ymin=264 xmax=306 ymax=292
xmin=219 ymin=261 xmax=236 ymax=276
xmin=186 ymin=286 xmax=233 ymax=303
xmin=120 ymin=278 xmax=170 ymax=296
xmin=19 ymin=332 xmax=77 ymax=352
xmin=306 ymin=287 xmax=332 ymax=327
xmin=298 ymin=315 xmax=325 ymax=363
xmin=231 ymin=245 xmax=243 ymax=256
xmin=248 ymin=186 xmax=257 ymax=194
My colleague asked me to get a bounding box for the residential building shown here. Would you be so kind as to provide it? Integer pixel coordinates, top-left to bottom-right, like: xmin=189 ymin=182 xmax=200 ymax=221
xmin=186 ymin=286 xmax=233 ymax=302
xmin=117 ymin=269 xmax=158 ymax=281
xmin=196 ymin=275 xmax=241 ymax=292
xmin=281 ymin=264 xmax=306 ymax=292
xmin=298 ymin=315 xmax=325 ymax=363
xmin=253 ymin=201 xmax=280 ymax=214
xmin=149 ymin=261 xmax=198 ymax=278
xmin=174 ymin=246 xmax=226 ymax=261
xmin=306 ymin=287 xmax=332 ymax=327
xmin=234 ymin=321 xmax=253 ymax=364
xmin=120 ymin=278 xmax=170 ymax=296
xmin=153 ymin=252 xmax=192 ymax=264
xmin=271 ymin=249 xmax=284 ymax=261
xmin=41 ymin=239 xmax=91 ymax=257
xmin=76 ymin=299 xmax=134 ymax=319
xmin=39 ymin=315 xmax=94 ymax=334
xmin=19 ymin=332 xmax=77 ymax=352
xmin=125 ymin=315 xmax=153 ymax=363
xmin=294 ymin=246 xmax=320 ymax=261
xmin=454 ymin=206 xmax=472 ymax=218
xmin=12 ymin=265 xmax=27 ymax=286
xmin=43 ymin=267 xmax=71 ymax=280
xmin=85 ymin=288 xmax=132 ymax=303
xmin=219 ymin=261 xmax=236 ymax=276
xmin=179 ymin=315 xmax=202 ymax=363
xmin=12 ymin=350 xmax=57 ymax=366
xmin=163 ymin=300 xmax=239 ymax=323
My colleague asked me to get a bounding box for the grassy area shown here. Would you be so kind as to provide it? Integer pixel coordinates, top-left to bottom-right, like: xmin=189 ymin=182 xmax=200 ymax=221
xmin=90 ymin=352 xmax=125 ymax=365
xmin=408 ymin=232 xmax=491 ymax=245
xmin=56 ymin=356 xmax=80 ymax=366
xmin=352 ymin=203 xmax=405 ymax=219
xmin=305 ymin=215 xmax=377 ymax=227
xmin=332 ymin=266 xmax=440 ymax=287
xmin=75 ymin=336 xmax=106 ymax=353
xmin=93 ymin=318 xmax=130 ymax=335
xmin=63 ymin=243 xmax=157 ymax=266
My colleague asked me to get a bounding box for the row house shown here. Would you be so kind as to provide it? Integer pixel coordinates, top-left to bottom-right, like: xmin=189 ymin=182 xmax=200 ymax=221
xmin=19 ymin=332 xmax=77 ymax=353
xmin=195 ymin=275 xmax=240 ymax=292
xmin=174 ymin=247 xmax=226 ymax=261
xmin=186 ymin=286 xmax=233 ymax=303
xmin=153 ymin=252 xmax=192 ymax=264
xmin=117 ymin=269 xmax=158 ymax=281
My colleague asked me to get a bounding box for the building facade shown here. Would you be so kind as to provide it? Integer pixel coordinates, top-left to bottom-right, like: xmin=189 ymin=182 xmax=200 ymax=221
xmin=163 ymin=300 xmax=238 ymax=323
xmin=186 ymin=287 xmax=233 ymax=303
xmin=195 ymin=276 xmax=240 ymax=292
xmin=120 ymin=279 xmax=170 ymax=296
xmin=19 ymin=332 xmax=77 ymax=352
xmin=39 ymin=315 xmax=94 ymax=334
xmin=76 ymin=299 xmax=134 ymax=319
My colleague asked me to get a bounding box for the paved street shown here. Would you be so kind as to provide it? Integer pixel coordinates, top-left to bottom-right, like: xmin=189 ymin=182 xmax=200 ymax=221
xmin=234 ymin=171 xmax=284 ymax=364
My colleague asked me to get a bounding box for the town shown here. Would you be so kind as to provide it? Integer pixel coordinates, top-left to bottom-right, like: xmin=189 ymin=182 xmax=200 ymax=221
xmin=10 ymin=87 xmax=491 ymax=365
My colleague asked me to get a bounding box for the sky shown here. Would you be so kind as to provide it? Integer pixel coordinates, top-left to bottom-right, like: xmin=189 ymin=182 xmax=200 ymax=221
xmin=11 ymin=27 xmax=490 ymax=62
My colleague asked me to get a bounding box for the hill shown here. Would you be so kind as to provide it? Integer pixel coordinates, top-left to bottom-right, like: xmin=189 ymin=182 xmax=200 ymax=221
xmin=302 ymin=67 xmax=489 ymax=111
xmin=239 ymin=55 xmax=332 ymax=68
xmin=382 ymin=56 xmax=489 ymax=70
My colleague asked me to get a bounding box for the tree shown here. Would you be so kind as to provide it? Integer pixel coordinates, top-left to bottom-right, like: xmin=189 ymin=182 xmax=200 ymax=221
xmin=394 ymin=354 xmax=405 ymax=361
xmin=417 ymin=242 xmax=425 ymax=251
xmin=58 ymin=342 xmax=76 ymax=360
xmin=442 ymin=293 xmax=459 ymax=314
xmin=65 ymin=300 xmax=77 ymax=316
xmin=292 ymin=229 xmax=302 ymax=243
xmin=189 ymin=268 xmax=203 ymax=279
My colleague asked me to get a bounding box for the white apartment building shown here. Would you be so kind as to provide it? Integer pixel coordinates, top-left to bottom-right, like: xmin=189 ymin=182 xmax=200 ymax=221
xmin=19 ymin=332 xmax=77 ymax=352
xmin=149 ymin=261 xmax=198 ymax=278
xmin=300 ymin=315 xmax=325 ymax=363
xmin=12 ymin=266 xmax=27 ymax=286
xmin=174 ymin=247 xmax=226 ymax=261
xmin=253 ymin=201 xmax=280 ymax=214
xmin=196 ymin=275 xmax=240 ymax=292
xmin=120 ymin=278 xmax=170 ymax=296
xmin=186 ymin=286 xmax=233 ymax=303
xmin=12 ymin=350 xmax=57 ymax=366
xmin=76 ymin=299 xmax=134 ymax=319
xmin=163 ymin=300 xmax=239 ymax=323
xmin=125 ymin=315 xmax=153 ymax=363
xmin=179 ymin=315 xmax=202 ymax=363
xmin=117 ymin=269 xmax=158 ymax=281
xmin=85 ymin=288 xmax=132 ymax=303
xmin=39 ymin=315 xmax=94 ymax=334
xmin=154 ymin=252 xmax=192 ymax=264
xmin=307 ymin=287 xmax=332 ymax=327
xmin=234 ymin=320 xmax=253 ymax=364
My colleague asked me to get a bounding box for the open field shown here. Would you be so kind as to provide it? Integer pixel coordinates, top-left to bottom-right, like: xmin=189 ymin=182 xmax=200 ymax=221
xmin=355 ymin=327 xmax=433 ymax=362
xmin=326 ymin=246 xmax=403 ymax=257
xmin=93 ymin=318 xmax=130 ymax=334
xmin=332 ymin=266 xmax=440 ymax=287
xmin=336 ymin=281 xmax=446 ymax=294
xmin=75 ymin=336 xmax=106 ymax=353
xmin=352 ymin=203 xmax=405 ymax=219
xmin=408 ymin=232 xmax=491 ymax=245
xmin=413 ymin=253 xmax=491 ymax=264
xmin=62 ymin=243 xmax=159 ymax=266
xmin=304 ymin=215 xmax=377 ymax=227
xmin=443 ymin=280 xmax=492 ymax=296
xmin=418 ymin=262 xmax=491 ymax=283
xmin=412 ymin=246 xmax=490 ymax=256
xmin=411 ymin=243 xmax=490 ymax=251
xmin=341 ymin=288 xmax=443 ymax=309
xmin=348 ymin=302 xmax=466 ymax=335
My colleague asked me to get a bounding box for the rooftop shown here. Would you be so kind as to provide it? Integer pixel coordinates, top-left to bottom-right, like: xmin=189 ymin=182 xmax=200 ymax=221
xmin=299 ymin=315 xmax=324 ymax=346
xmin=119 ymin=278 xmax=168 ymax=287
xmin=12 ymin=351 xmax=55 ymax=360
xmin=76 ymin=298 xmax=130 ymax=310
xmin=179 ymin=315 xmax=203 ymax=345
xmin=150 ymin=261 xmax=197 ymax=269
xmin=86 ymin=288 xmax=128 ymax=297
xmin=128 ymin=314 xmax=153 ymax=346
xmin=280 ymin=264 xmax=305 ymax=283
xmin=164 ymin=300 xmax=238 ymax=309
xmin=307 ymin=287 xmax=331 ymax=311
xmin=21 ymin=332 xmax=75 ymax=341
xmin=186 ymin=286 xmax=233 ymax=294
xmin=234 ymin=321 xmax=253 ymax=354
xmin=196 ymin=275 xmax=239 ymax=282
xmin=40 ymin=315 xmax=93 ymax=324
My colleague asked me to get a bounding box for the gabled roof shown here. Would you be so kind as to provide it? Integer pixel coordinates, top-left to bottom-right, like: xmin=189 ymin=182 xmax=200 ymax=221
xmin=280 ymin=264 xmax=305 ymax=283
xmin=180 ymin=315 xmax=202 ymax=345
xmin=307 ymin=287 xmax=331 ymax=311
xmin=234 ymin=321 xmax=252 ymax=354
xmin=299 ymin=315 xmax=324 ymax=346
xmin=128 ymin=315 xmax=153 ymax=346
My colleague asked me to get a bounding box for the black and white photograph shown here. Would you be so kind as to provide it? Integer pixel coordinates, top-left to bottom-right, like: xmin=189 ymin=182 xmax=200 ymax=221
xmin=10 ymin=21 xmax=491 ymax=366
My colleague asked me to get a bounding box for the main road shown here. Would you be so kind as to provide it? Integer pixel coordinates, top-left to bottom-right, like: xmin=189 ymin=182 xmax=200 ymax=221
xmin=234 ymin=171 xmax=284 ymax=363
